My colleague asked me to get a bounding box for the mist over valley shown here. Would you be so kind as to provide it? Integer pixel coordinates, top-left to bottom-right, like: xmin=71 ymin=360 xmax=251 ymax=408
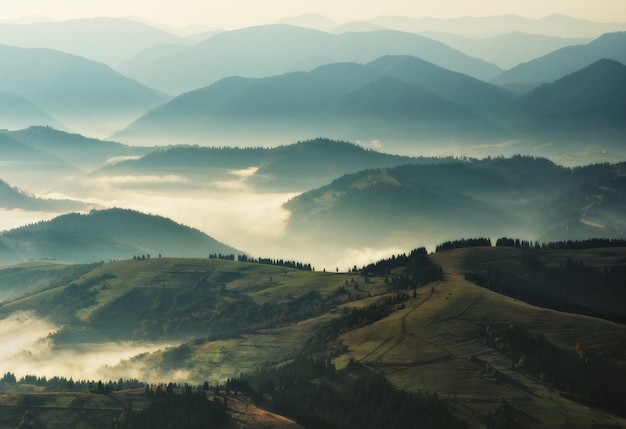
xmin=1 ymin=10 xmax=626 ymax=429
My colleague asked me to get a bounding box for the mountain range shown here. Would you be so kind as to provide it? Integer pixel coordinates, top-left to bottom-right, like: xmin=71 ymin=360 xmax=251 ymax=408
xmin=113 ymin=53 xmax=626 ymax=153
xmin=118 ymin=24 xmax=501 ymax=95
xmin=0 ymin=44 xmax=170 ymax=136
xmin=0 ymin=17 xmax=187 ymax=67
xmin=113 ymin=55 xmax=509 ymax=146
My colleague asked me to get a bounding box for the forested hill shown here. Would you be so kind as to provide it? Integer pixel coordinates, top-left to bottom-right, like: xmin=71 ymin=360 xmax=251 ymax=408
xmin=0 ymin=208 xmax=239 ymax=264
xmin=101 ymin=138 xmax=449 ymax=190
xmin=284 ymin=156 xmax=626 ymax=248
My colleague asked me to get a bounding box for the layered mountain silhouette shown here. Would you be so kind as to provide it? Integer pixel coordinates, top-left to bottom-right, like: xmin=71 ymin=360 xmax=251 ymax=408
xmin=424 ymin=32 xmax=590 ymax=70
xmin=118 ymin=24 xmax=501 ymax=94
xmin=0 ymin=44 xmax=170 ymax=136
xmin=0 ymin=17 xmax=186 ymax=67
xmin=493 ymin=32 xmax=626 ymax=87
xmin=0 ymin=208 xmax=240 ymax=264
xmin=113 ymin=55 xmax=508 ymax=146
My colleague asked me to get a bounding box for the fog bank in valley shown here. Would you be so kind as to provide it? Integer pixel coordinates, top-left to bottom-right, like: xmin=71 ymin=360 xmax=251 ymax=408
xmin=0 ymin=311 xmax=171 ymax=382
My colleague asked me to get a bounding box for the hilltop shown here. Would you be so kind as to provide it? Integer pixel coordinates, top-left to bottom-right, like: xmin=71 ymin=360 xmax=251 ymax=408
xmin=0 ymin=208 xmax=239 ymax=265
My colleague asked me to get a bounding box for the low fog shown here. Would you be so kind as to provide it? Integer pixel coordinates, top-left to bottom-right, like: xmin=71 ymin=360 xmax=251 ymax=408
xmin=0 ymin=162 xmax=426 ymax=270
xmin=0 ymin=311 xmax=170 ymax=382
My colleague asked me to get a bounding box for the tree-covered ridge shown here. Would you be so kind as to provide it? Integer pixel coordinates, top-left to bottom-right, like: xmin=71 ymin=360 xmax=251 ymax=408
xmin=102 ymin=137 xmax=449 ymax=191
xmin=0 ymin=208 xmax=239 ymax=264
xmin=285 ymin=156 xmax=626 ymax=247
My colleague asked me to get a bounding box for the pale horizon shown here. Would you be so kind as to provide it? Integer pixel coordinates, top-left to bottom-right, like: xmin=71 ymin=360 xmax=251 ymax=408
xmin=1 ymin=0 xmax=626 ymax=30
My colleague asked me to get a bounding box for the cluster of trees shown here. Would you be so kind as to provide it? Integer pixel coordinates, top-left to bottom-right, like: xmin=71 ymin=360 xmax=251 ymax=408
xmin=538 ymin=238 xmax=626 ymax=250
xmin=479 ymin=323 xmax=626 ymax=416
xmin=361 ymin=247 xmax=443 ymax=290
xmin=435 ymin=238 xmax=492 ymax=252
xmin=237 ymin=254 xmax=313 ymax=271
xmin=496 ymin=237 xmax=626 ymax=250
xmin=114 ymin=385 xmax=229 ymax=429
xmin=238 ymin=357 xmax=466 ymax=429
xmin=208 ymin=253 xmax=235 ymax=260
xmin=465 ymin=253 xmax=626 ymax=322
xmin=0 ymin=372 xmax=144 ymax=393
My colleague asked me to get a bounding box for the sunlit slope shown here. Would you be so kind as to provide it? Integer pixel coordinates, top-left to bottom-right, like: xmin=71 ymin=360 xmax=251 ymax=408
xmin=335 ymin=246 xmax=626 ymax=428
xmin=0 ymin=257 xmax=386 ymax=342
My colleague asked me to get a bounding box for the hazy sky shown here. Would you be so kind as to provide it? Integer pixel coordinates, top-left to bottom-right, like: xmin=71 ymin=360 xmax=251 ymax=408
xmin=2 ymin=0 xmax=626 ymax=29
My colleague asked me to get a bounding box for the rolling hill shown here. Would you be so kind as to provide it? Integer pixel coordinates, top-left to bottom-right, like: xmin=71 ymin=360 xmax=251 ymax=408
xmin=0 ymin=208 xmax=240 ymax=265
xmin=0 ymin=44 xmax=170 ymax=136
xmin=118 ymin=24 xmax=501 ymax=95
xmin=492 ymin=31 xmax=626 ymax=87
xmin=113 ymin=55 xmax=507 ymax=146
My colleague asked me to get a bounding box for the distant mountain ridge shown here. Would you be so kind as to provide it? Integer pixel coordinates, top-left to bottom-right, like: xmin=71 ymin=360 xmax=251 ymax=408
xmin=118 ymin=24 xmax=501 ymax=94
xmin=0 ymin=208 xmax=240 ymax=264
xmin=502 ymin=59 xmax=626 ymax=140
xmin=0 ymin=44 xmax=170 ymax=136
xmin=113 ymin=55 xmax=508 ymax=146
xmin=492 ymin=31 xmax=626 ymax=86
xmin=423 ymin=32 xmax=591 ymax=69
xmin=0 ymin=17 xmax=186 ymax=66
xmin=103 ymin=138 xmax=453 ymax=190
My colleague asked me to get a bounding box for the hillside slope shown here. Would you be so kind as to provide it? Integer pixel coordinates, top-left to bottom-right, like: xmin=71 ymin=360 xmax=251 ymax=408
xmin=0 ymin=208 xmax=239 ymax=264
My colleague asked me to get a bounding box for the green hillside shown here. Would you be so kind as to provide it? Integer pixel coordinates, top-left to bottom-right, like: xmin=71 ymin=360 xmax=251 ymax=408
xmin=1 ymin=244 xmax=625 ymax=428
